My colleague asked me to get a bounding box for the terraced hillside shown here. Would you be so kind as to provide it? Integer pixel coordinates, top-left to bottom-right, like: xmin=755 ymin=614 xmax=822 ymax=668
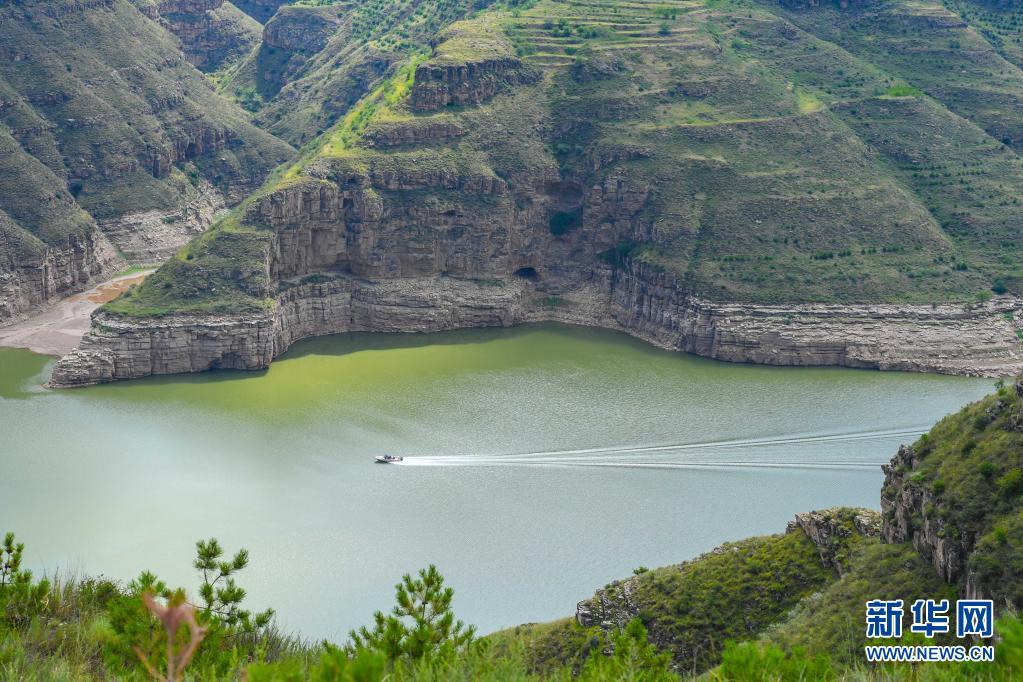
xmin=53 ymin=0 xmax=1023 ymax=385
xmin=0 ymin=0 xmax=293 ymax=324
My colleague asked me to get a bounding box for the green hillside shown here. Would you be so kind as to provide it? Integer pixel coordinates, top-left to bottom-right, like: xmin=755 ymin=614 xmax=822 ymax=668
xmin=112 ymin=0 xmax=1023 ymax=320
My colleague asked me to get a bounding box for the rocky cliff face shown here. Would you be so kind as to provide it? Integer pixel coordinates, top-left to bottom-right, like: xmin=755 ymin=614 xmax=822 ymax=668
xmin=881 ymin=444 xmax=966 ymax=583
xmin=262 ymin=5 xmax=346 ymax=55
xmin=0 ymin=226 xmax=123 ymax=325
xmin=411 ymin=57 xmax=539 ymax=111
xmin=49 ymin=265 xmax=1023 ymax=386
xmin=0 ymin=0 xmax=291 ymax=324
xmin=609 ymin=262 xmax=1023 ymax=377
xmin=787 ymin=508 xmax=881 ymax=575
xmin=49 ymin=131 xmax=1023 ymax=385
xmin=778 ymin=0 xmax=875 ymax=8
xmin=97 ymin=181 xmax=226 ymax=263
xmin=231 ymin=0 xmax=287 ymax=23
xmin=155 ymin=0 xmax=261 ymax=72
xmin=49 ymin=6 xmax=1023 ymax=385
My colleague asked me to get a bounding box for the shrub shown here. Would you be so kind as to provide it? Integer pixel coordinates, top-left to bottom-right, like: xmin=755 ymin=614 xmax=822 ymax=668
xmin=712 ymin=641 xmax=835 ymax=681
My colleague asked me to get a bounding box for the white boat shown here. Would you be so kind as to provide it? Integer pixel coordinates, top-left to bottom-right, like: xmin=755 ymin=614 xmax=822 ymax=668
xmin=375 ymin=455 xmax=404 ymax=464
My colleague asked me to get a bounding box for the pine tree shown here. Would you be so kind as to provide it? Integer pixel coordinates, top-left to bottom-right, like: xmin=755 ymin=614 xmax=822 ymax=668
xmin=194 ymin=538 xmax=274 ymax=632
xmin=349 ymin=564 xmax=475 ymax=662
xmin=0 ymin=532 xmax=30 ymax=588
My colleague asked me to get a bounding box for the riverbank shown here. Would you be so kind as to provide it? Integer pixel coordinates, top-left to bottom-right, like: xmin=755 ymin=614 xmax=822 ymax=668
xmin=48 ymin=271 xmax=1023 ymax=387
xmin=0 ymin=270 xmax=153 ymax=357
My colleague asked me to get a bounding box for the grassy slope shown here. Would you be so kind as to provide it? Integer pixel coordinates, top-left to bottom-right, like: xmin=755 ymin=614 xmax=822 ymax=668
xmin=0 ymin=0 xmax=292 ymax=261
xmin=763 ymin=541 xmax=950 ymax=665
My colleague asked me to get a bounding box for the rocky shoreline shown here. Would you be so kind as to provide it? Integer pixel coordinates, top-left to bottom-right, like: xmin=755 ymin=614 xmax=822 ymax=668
xmin=49 ymin=269 xmax=1023 ymax=387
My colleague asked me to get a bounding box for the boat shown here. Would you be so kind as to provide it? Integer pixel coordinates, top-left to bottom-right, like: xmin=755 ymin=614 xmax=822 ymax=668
xmin=375 ymin=455 xmax=404 ymax=464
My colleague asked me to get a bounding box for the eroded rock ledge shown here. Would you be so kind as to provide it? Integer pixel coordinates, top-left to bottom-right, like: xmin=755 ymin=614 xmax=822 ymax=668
xmin=50 ymin=269 xmax=1023 ymax=387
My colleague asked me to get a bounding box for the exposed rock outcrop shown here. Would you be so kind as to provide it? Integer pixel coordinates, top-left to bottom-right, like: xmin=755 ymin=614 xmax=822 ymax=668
xmin=364 ymin=118 xmax=466 ymax=147
xmin=155 ymin=0 xmax=261 ymax=72
xmin=787 ymin=507 xmax=880 ymax=575
xmin=411 ymin=57 xmax=538 ymax=111
xmin=49 ymin=153 xmax=1023 ymax=386
xmin=97 ymin=181 xmax=226 ymax=263
xmin=608 ymin=263 xmax=1023 ymax=377
xmin=45 ymin=6 xmax=1023 ymax=385
xmin=0 ymin=229 xmax=123 ymax=325
xmin=231 ymin=0 xmax=287 ymax=23
xmin=778 ymin=0 xmax=875 ymax=9
xmin=262 ymin=5 xmax=346 ymax=55
xmin=49 ymin=269 xmax=1023 ymax=386
xmin=881 ymin=445 xmax=966 ymax=584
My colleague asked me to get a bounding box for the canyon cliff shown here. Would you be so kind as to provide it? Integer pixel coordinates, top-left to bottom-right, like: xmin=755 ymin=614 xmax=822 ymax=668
xmin=152 ymin=0 xmax=261 ymax=72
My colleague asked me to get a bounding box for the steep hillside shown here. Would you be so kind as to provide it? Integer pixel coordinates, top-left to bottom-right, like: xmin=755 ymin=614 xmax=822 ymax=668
xmin=146 ymin=0 xmax=263 ymax=72
xmin=490 ymin=507 xmax=948 ymax=675
xmin=0 ymin=0 xmax=293 ymax=324
xmin=232 ymin=0 xmax=289 ymax=23
xmin=52 ymin=0 xmax=1023 ymax=385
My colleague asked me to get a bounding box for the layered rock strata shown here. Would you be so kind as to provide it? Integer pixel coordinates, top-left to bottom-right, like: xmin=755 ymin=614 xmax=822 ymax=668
xmin=97 ymin=182 xmax=226 ymax=263
xmin=155 ymin=0 xmax=261 ymax=72
xmin=0 ymin=230 xmax=123 ymax=325
xmin=262 ymin=5 xmax=346 ymax=55
xmin=47 ymin=8 xmax=1023 ymax=385
xmin=411 ymin=57 xmax=539 ymax=111
xmin=50 ymin=270 xmax=1023 ymax=386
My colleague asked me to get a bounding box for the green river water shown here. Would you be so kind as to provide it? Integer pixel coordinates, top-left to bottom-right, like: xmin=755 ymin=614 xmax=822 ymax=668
xmin=0 ymin=324 xmax=994 ymax=640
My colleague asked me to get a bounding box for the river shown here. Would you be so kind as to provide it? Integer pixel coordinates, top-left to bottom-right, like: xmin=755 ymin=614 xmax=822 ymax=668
xmin=0 ymin=324 xmax=993 ymax=641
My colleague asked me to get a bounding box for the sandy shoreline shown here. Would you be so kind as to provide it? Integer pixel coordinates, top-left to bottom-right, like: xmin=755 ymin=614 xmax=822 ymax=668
xmin=0 ymin=270 xmax=153 ymax=357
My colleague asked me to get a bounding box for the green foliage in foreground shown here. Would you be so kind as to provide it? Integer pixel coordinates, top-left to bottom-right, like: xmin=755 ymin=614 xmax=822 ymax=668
xmin=2 ymin=531 xmax=1023 ymax=681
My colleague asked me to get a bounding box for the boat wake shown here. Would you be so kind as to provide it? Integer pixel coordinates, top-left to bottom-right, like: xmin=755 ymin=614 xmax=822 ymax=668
xmin=394 ymin=427 xmax=925 ymax=471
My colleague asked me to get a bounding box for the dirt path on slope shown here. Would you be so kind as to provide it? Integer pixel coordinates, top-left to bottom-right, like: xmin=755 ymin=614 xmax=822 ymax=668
xmin=0 ymin=270 xmax=153 ymax=357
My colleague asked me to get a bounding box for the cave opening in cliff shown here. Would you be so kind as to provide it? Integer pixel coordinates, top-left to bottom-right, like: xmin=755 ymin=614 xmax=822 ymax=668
xmin=513 ymin=267 xmax=540 ymax=280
